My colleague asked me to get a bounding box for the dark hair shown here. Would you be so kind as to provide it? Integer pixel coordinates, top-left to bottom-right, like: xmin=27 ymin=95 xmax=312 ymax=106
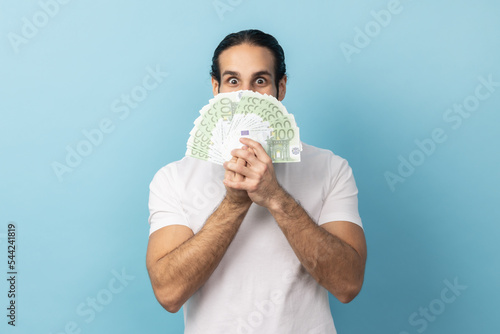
xmin=210 ymin=29 xmax=287 ymax=96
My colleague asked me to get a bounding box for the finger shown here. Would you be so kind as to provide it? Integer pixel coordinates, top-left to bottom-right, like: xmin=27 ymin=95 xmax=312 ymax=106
xmin=231 ymin=147 xmax=268 ymax=177
xmin=239 ymin=138 xmax=271 ymax=163
xmin=230 ymin=148 xmax=259 ymax=166
xmin=224 ymin=169 xmax=236 ymax=181
xmin=223 ymin=162 xmax=238 ymax=181
xmin=234 ymin=157 xmax=246 ymax=181
xmin=223 ymin=160 xmax=246 ymax=174
xmin=236 ymin=156 xmax=247 ymax=165
xmin=223 ymin=178 xmax=246 ymax=190
xmin=224 ymin=160 xmax=258 ymax=179
xmin=225 ymin=168 xmax=245 ymax=183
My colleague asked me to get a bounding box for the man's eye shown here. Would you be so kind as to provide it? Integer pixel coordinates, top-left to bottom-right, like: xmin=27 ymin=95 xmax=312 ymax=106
xmin=229 ymin=78 xmax=238 ymax=85
xmin=256 ymin=78 xmax=266 ymax=85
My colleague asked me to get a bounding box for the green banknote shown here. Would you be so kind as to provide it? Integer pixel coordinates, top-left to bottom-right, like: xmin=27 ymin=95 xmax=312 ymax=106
xmin=185 ymin=90 xmax=302 ymax=164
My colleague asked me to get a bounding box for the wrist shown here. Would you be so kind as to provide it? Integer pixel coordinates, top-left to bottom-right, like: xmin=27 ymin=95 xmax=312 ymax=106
xmin=267 ymin=186 xmax=294 ymax=214
xmin=222 ymin=195 xmax=252 ymax=211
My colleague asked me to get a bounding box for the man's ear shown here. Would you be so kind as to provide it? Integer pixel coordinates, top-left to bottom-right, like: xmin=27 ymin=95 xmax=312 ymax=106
xmin=278 ymin=75 xmax=287 ymax=101
xmin=211 ymin=77 xmax=220 ymax=96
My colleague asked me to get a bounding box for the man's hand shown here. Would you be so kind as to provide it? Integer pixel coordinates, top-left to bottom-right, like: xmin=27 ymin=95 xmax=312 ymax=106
xmin=223 ymin=138 xmax=284 ymax=208
xmin=223 ymin=152 xmax=252 ymax=205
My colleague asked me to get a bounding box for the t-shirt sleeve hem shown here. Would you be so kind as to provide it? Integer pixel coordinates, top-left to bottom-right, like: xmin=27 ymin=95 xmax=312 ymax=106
xmin=318 ymin=213 xmax=363 ymax=229
xmin=149 ymin=219 xmax=191 ymax=237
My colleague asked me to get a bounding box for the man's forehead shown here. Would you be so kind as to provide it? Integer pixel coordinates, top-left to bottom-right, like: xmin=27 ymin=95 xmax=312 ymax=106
xmin=218 ymin=44 xmax=275 ymax=75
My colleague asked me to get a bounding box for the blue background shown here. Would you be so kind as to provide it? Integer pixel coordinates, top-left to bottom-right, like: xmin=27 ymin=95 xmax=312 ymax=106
xmin=1 ymin=0 xmax=499 ymax=333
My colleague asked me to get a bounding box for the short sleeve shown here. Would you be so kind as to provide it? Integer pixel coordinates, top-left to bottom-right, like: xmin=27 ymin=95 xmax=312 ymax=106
xmin=148 ymin=163 xmax=191 ymax=236
xmin=317 ymin=155 xmax=363 ymax=229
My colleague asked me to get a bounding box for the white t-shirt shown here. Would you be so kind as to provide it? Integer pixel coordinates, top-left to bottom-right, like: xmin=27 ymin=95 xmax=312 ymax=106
xmin=148 ymin=142 xmax=362 ymax=334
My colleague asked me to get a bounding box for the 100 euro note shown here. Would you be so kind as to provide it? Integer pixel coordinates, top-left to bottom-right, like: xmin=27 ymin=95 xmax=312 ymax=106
xmin=232 ymin=92 xmax=301 ymax=163
xmin=186 ymin=90 xmax=301 ymax=164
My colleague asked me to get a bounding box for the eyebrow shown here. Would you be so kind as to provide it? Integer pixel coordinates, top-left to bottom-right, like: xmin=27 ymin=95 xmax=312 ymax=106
xmin=222 ymin=70 xmax=273 ymax=78
xmin=222 ymin=70 xmax=240 ymax=77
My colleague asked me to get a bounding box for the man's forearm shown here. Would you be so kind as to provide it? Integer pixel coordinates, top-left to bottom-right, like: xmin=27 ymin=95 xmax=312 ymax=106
xmin=267 ymin=189 xmax=365 ymax=303
xmin=222 ymin=138 xmax=365 ymax=302
xmin=150 ymin=197 xmax=251 ymax=312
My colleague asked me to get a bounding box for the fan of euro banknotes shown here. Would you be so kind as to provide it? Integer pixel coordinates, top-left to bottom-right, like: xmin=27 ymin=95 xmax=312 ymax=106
xmin=185 ymin=90 xmax=302 ymax=164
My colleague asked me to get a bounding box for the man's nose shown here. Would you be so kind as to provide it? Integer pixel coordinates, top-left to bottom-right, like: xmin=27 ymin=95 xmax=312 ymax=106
xmin=241 ymin=82 xmax=252 ymax=91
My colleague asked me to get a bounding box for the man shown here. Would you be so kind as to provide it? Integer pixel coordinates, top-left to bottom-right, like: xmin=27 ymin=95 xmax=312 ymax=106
xmin=146 ymin=29 xmax=367 ymax=333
